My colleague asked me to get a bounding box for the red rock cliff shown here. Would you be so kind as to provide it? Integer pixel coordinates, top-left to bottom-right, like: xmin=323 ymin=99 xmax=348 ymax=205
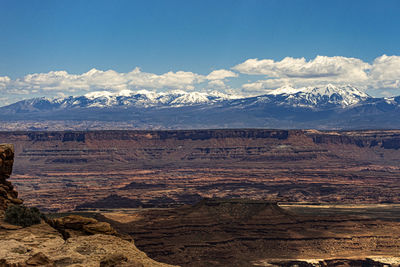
xmin=0 ymin=144 xmax=22 ymax=211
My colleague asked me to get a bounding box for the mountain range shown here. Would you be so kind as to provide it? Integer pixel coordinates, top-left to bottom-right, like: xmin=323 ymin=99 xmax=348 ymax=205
xmin=1 ymin=84 xmax=400 ymax=129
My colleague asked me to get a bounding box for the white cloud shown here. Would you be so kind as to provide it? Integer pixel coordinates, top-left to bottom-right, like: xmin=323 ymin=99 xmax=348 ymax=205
xmin=236 ymin=55 xmax=400 ymax=95
xmin=369 ymin=55 xmax=400 ymax=89
xmin=8 ymin=68 xmax=207 ymax=93
xmin=14 ymin=71 xmax=90 ymax=92
xmin=206 ymin=70 xmax=239 ymax=93
xmin=208 ymin=80 xmax=227 ymax=88
xmin=233 ymin=56 xmax=370 ymax=80
xmin=126 ymin=68 xmax=206 ymax=90
xmin=0 ymin=76 xmax=10 ymax=89
xmin=206 ymin=69 xmax=238 ymax=80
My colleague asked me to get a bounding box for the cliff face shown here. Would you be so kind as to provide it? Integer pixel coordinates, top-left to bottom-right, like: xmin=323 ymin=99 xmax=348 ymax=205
xmin=308 ymin=130 xmax=400 ymax=149
xmin=0 ymin=144 xmax=22 ymax=211
xmin=23 ymin=129 xmax=290 ymax=142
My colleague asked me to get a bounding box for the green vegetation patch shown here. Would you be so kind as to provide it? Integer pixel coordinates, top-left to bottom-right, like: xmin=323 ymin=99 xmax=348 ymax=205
xmin=5 ymin=205 xmax=45 ymax=227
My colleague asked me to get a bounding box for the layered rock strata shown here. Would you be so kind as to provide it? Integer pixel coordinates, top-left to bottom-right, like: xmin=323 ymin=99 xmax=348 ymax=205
xmin=0 ymin=144 xmax=22 ymax=212
xmin=1 ymin=130 xmax=400 ymax=211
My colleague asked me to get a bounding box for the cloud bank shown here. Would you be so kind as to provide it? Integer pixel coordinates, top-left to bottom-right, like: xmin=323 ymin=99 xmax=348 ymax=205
xmin=234 ymin=55 xmax=400 ymax=94
xmin=6 ymin=68 xmax=209 ymax=94
xmin=1 ymin=55 xmax=400 ymax=106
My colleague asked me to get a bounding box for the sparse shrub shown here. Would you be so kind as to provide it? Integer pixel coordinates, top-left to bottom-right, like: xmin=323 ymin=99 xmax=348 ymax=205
xmin=4 ymin=205 xmax=45 ymax=227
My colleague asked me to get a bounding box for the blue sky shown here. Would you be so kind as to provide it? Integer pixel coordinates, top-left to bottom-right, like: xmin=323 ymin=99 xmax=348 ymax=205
xmin=1 ymin=0 xmax=400 ymax=105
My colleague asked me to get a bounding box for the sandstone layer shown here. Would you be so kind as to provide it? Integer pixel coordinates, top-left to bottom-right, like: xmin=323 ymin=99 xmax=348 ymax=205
xmin=0 ymin=221 xmax=176 ymax=267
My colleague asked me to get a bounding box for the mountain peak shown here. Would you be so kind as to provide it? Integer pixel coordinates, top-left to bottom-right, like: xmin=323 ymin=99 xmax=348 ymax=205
xmin=269 ymin=84 xmax=369 ymax=97
xmin=306 ymin=84 xmax=369 ymax=98
xmin=266 ymin=84 xmax=370 ymax=108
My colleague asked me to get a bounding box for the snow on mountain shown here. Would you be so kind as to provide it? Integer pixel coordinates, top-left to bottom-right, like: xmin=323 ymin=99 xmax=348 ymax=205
xmin=169 ymin=91 xmax=235 ymax=106
xmin=1 ymin=85 xmax=390 ymax=114
xmin=14 ymin=90 xmax=239 ymax=110
xmin=266 ymin=85 xmax=303 ymax=95
xmin=170 ymin=92 xmax=211 ymax=106
xmin=84 ymin=91 xmax=115 ymax=99
xmin=265 ymin=84 xmax=370 ymax=108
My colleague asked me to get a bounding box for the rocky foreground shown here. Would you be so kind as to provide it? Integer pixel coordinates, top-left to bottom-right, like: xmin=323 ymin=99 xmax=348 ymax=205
xmin=0 ymin=144 xmax=175 ymax=267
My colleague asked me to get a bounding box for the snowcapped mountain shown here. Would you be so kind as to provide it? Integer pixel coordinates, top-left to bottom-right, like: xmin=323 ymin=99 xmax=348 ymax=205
xmin=2 ymin=90 xmax=239 ymax=112
xmin=2 ymin=84 xmax=373 ymax=112
xmin=263 ymin=84 xmax=370 ymax=108
xmin=1 ymin=85 xmax=399 ymax=129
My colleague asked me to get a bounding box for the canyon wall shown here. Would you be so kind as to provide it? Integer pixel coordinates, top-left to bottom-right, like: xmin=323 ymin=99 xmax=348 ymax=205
xmin=0 ymin=130 xmax=399 ymax=211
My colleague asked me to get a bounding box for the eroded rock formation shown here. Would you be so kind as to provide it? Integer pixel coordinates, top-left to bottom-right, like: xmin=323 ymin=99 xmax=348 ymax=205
xmin=48 ymin=215 xmax=118 ymax=239
xmin=0 ymin=144 xmax=22 ymax=212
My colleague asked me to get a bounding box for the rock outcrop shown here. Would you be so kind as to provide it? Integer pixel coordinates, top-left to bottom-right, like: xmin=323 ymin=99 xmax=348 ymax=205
xmin=48 ymin=215 xmax=118 ymax=239
xmin=0 ymin=143 xmax=176 ymax=267
xmin=0 ymin=144 xmax=22 ymax=212
xmin=0 ymin=221 xmax=176 ymax=266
